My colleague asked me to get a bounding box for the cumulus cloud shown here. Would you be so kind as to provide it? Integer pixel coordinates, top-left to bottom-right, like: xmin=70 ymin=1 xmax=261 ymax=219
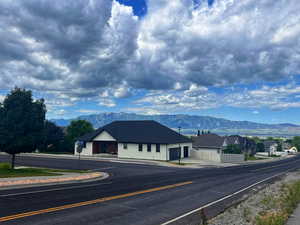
xmin=134 ymin=0 xmax=300 ymax=89
xmin=0 ymin=0 xmax=300 ymax=112
xmin=0 ymin=95 xmax=5 ymax=103
xmin=132 ymin=83 xmax=300 ymax=113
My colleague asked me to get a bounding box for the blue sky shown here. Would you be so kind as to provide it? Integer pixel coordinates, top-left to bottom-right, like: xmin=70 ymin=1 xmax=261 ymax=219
xmin=0 ymin=0 xmax=300 ymax=124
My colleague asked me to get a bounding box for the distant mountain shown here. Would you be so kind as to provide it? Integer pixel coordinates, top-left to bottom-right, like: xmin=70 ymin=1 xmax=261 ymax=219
xmin=51 ymin=112 xmax=300 ymax=136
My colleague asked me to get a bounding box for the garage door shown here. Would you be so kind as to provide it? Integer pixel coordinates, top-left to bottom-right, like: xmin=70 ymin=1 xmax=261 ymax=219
xmin=169 ymin=147 xmax=180 ymax=161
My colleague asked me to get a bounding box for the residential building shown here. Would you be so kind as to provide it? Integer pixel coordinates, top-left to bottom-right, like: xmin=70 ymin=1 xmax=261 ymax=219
xmin=263 ymin=140 xmax=278 ymax=155
xmin=226 ymin=135 xmax=256 ymax=156
xmin=75 ymin=120 xmax=192 ymax=161
xmin=191 ymin=133 xmax=245 ymax=163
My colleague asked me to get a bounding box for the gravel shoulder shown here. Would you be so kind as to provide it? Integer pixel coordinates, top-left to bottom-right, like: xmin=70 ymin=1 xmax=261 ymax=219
xmin=208 ymin=170 xmax=300 ymax=225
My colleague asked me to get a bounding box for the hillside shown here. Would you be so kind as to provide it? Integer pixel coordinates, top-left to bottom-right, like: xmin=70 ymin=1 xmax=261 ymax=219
xmin=51 ymin=112 xmax=300 ymax=136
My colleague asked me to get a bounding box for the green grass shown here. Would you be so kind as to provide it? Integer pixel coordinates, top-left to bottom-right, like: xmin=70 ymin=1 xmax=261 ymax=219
xmin=0 ymin=162 xmax=88 ymax=178
xmin=256 ymin=180 xmax=300 ymax=225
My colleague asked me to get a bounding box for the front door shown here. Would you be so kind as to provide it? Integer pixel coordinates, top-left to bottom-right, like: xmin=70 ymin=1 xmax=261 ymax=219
xmin=184 ymin=146 xmax=189 ymax=157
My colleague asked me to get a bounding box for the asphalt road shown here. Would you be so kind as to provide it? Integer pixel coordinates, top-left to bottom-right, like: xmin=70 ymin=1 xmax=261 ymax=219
xmin=1 ymin=154 xmax=300 ymax=225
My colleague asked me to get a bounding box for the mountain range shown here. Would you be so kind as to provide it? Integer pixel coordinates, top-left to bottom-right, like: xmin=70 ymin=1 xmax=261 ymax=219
xmin=51 ymin=112 xmax=300 ymax=136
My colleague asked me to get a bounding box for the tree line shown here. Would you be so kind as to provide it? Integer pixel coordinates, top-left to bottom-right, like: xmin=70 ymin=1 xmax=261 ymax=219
xmin=0 ymin=88 xmax=94 ymax=169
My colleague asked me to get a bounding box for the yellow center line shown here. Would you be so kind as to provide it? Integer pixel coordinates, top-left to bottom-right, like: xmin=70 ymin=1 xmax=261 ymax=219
xmin=0 ymin=181 xmax=193 ymax=222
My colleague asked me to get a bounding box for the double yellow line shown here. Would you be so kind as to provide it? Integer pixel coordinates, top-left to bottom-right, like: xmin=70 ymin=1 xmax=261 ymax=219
xmin=0 ymin=181 xmax=193 ymax=222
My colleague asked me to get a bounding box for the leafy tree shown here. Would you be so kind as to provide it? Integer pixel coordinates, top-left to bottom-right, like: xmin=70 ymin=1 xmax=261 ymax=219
xmin=266 ymin=136 xmax=274 ymax=141
xmin=276 ymin=142 xmax=283 ymax=152
xmin=251 ymin=136 xmax=261 ymax=144
xmin=223 ymin=144 xmax=242 ymax=154
xmin=292 ymin=136 xmax=300 ymax=152
xmin=40 ymin=121 xmax=64 ymax=152
xmin=0 ymin=88 xmax=46 ymax=169
xmin=66 ymin=120 xmax=94 ymax=152
xmin=256 ymin=142 xmax=265 ymax=152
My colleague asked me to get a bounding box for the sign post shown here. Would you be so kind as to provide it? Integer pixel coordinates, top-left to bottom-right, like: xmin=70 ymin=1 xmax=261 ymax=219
xmin=76 ymin=141 xmax=84 ymax=170
xmin=178 ymin=126 xmax=181 ymax=165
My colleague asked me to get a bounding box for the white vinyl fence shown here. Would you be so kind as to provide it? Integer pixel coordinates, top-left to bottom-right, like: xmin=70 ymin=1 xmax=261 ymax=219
xmin=190 ymin=149 xmax=221 ymax=162
xmin=221 ymin=154 xmax=245 ymax=163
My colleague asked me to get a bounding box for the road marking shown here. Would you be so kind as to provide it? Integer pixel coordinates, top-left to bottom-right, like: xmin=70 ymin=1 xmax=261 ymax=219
xmin=251 ymin=164 xmax=283 ymax=172
xmin=0 ymin=181 xmax=193 ymax=222
xmin=160 ymin=172 xmax=290 ymax=225
xmin=0 ymin=182 xmax=113 ymax=197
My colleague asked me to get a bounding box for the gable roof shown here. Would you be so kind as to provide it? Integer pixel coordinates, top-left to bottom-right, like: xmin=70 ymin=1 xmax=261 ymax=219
xmin=78 ymin=120 xmax=191 ymax=144
xmin=192 ymin=133 xmax=225 ymax=149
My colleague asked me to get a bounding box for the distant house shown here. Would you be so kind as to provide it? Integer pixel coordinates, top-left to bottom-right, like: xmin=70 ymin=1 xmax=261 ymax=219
xmin=226 ymin=135 xmax=256 ymax=156
xmin=263 ymin=141 xmax=278 ymax=155
xmin=75 ymin=120 xmax=192 ymax=161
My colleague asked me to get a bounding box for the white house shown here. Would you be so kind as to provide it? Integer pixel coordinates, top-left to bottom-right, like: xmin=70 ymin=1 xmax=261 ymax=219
xmin=75 ymin=120 xmax=192 ymax=161
xmin=191 ymin=133 xmax=245 ymax=163
xmin=263 ymin=141 xmax=278 ymax=155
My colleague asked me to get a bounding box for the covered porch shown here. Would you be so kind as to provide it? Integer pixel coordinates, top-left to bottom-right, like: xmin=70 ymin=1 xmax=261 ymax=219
xmin=92 ymin=141 xmax=118 ymax=155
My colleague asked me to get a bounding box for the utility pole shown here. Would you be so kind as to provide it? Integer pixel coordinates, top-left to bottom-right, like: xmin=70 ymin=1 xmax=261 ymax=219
xmin=178 ymin=126 xmax=181 ymax=165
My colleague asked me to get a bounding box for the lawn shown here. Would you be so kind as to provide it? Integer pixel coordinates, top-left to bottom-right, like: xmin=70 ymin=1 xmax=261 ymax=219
xmin=0 ymin=163 xmax=87 ymax=178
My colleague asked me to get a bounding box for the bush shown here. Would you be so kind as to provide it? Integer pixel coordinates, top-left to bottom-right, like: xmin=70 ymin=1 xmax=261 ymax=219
xmin=0 ymin=163 xmax=11 ymax=170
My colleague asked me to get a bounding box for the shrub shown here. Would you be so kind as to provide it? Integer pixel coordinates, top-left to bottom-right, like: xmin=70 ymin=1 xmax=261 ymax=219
xmin=0 ymin=163 xmax=11 ymax=170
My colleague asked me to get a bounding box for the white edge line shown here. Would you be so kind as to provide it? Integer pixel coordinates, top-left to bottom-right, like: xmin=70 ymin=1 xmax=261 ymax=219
xmin=160 ymin=171 xmax=289 ymax=225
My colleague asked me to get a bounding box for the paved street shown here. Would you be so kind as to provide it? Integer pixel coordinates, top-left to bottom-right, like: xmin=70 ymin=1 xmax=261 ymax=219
xmin=1 ymin=154 xmax=300 ymax=225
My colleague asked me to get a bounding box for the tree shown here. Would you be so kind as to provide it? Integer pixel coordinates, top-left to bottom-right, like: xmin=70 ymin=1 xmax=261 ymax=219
xmin=0 ymin=88 xmax=46 ymax=169
xmin=292 ymin=136 xmax=300 ymax=152
xmin=223 ymin=144 xmax=242 ymax=154
xmin=276 ymin=142 xmax=283 ymax=152
xmin=66 ymin=120 xmax=94 ymax=152
xmin=256 ymin=142 xmax=265 ymax=152
xmin=40 ymin=121 xmax=64 ymax=152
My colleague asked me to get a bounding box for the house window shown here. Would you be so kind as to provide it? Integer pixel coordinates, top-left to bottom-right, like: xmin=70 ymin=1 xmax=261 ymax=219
xmin=138 ymin=144 xmax=143 ymax=152
xmin=147 ymin=144 xmax=151 ymax=152
xmin=156 ymin=144 xmax=160 ymax=152
xmin=123 ymin=143 xmax=127 ymax=149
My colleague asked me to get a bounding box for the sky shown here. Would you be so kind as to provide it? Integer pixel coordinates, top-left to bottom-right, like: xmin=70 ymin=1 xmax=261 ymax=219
xmin=0 ymin=0 xmax=300 ymax=124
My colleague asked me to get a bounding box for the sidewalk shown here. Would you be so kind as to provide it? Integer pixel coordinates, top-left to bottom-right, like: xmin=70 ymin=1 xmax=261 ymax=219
xmin=287 ymin=205 xmax=300 ymax=225
xmin=0 ymin=171 xmax=107 ymax=189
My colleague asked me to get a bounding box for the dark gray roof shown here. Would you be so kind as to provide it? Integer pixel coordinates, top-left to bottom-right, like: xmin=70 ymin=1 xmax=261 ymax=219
xmin=78 ymin=120 xmax=191 ymax=144
xmin=263 ymin=140 xmax=277 ymax=148
xmin=192 ymin=134 xmax=225 ymax=149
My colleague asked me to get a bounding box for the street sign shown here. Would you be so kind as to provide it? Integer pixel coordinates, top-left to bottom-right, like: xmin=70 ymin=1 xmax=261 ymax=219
xmin=76 ymin=141 xmax=84 ymax=154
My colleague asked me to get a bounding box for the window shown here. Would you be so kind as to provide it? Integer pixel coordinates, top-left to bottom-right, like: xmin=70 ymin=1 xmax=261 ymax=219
xmin=147 ymin=144 xmax=151 ymax=152
xmin=138 ymin=144 xmax=143 ymax=152
xmin=123 ymin=143 xmax=127 ymax=149
xmin=156 ymin=144 xmax=160 ymax=152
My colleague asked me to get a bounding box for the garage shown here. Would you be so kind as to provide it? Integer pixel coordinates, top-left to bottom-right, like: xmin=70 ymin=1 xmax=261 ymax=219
xmin=169 ymin=147 xmax=180 ymax=161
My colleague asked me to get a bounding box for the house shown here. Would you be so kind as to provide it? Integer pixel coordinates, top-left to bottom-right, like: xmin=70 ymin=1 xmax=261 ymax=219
xmin=263 ymin=140 xmax=278 ymax=155
xmin=191 ymin=133 xmax=245 ymax=163
xmin=284 ymin=146 xmax=297 ymax=154
xmin=75 ymin=120 xmax=192 ymax=161
xmin=226 ymin=135 xmax=256 ymax=156
xmin=191 ymin=133 xmax=226 ymax=162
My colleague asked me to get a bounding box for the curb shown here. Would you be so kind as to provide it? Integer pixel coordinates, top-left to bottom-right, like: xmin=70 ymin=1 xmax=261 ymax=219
xmin=0 ymin=172 xmax=109 ymax=191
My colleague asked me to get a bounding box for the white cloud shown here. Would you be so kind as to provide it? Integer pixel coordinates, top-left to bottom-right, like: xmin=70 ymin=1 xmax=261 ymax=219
xmin=98 ymin=98 xmax=116 ymax=107
xmin=0 ymin=95 xmax=5 ymax=103
xmin=0 ymin=0 xmax=300 ymax=111
xmin=77 ymin=109 xmax=102 ymax=114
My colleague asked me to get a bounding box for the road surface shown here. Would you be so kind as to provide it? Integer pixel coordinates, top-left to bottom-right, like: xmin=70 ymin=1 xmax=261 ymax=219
xmin=0 ymin=154 xmax=300 ymax=225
